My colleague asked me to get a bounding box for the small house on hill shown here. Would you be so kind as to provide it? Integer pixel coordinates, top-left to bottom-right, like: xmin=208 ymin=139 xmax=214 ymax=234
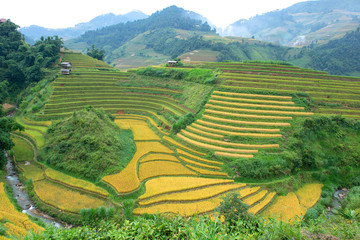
xmin=61 ymin=69 xmax=71 ymax=75
xmin=61 ymin=62 xmax=71 ymax=68
xmin=60 ymin=62 xmax=71 ymax=75
xmin=0 ymin=19 xmax=7 ymax=24
xmin=167 ymin=61 xmax=178 ymax=67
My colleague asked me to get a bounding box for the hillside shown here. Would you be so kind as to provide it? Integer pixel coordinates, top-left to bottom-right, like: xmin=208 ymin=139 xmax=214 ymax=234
xmin=223 ymin=0 xmax=360 ymax=46
xmin=298 ymin=27 xmax=360 ymax=76
xmin=19 ymin=11 xmax=148 ymax=41
xmin=40 ymin=107 xmax=135 ymax=181
xmin=1 ymin=48 xmax=360 ymax=238
xmin=0 ymin=20 xmax=62 ymax=101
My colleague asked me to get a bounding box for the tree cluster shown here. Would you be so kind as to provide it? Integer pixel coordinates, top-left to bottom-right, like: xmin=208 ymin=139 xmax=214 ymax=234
xmin=0 ymin=20 xmax=62 ymax=101
xmin=307 ymin=27 xmax=360 ymax=75
xmin=229 ymin=116 xmax=360 ymax=180
xmin=86 ymin=44 xmax=105 ymax=61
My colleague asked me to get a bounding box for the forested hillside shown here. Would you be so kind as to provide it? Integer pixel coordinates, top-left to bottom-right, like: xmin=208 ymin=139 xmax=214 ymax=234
xmin=67 ymin=6 xmax=213 ymax=53
xmin=305 ymin=27 xmax=360 ymax=75
xmin=0 ymin=20 xmax=62 ymax=102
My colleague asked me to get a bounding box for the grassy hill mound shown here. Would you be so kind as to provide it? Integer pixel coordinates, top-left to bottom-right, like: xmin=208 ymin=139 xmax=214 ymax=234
xmin=39 ymin=107 xmax=135 ymax=181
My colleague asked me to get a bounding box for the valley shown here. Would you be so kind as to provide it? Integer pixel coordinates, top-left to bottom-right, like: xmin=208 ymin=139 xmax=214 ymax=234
xmin=2 ymin=49 xmax=360 ymax=238
xmin=1 ymin=1 xmax=360 ymax=238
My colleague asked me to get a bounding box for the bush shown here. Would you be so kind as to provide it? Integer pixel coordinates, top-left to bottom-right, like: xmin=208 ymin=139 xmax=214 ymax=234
xmin=217 ymin=192 xmax=252 ymax=224
xmin=80 ymin=207 xmax=115 ymax=225
xmin=172 ymin=112 xmax=195 ymax=133
xmin=136 ymin=67 xmax=217 ymax=84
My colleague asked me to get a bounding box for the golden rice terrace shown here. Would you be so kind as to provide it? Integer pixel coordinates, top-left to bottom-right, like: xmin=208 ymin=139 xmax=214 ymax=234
xmin=11 ymin=51 xmax=360 ymax=229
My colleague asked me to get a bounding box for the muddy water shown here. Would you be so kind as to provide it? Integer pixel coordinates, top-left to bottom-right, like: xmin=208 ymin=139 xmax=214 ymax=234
xmin=4 ymin=153 xmax=64 ymax=227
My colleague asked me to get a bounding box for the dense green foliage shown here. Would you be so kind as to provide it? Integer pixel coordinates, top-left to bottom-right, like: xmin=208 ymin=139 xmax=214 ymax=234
xmin=80 ymin=207 xmax=115 ymax=225
xmin=285 ymin=116 xmax=360 ymax=170
xmin=136 ymin=66 xmax=217 ymax=84
xmin=24 ymin=213 xmax=305 ymax=240
xmin=0 ymin=20 xmax=62 ymax=101
xmin=305 ymin=27 xmax=360 ymax=75
xmin=230 ymin=116 xmax=360 ymax=180
xmin=217 ymin=193 xmax=253 ymax=225
xmin=172 ymin=112 xmax=195 ymax=133
xmin=87 ymin=44 xmax=105 ymax=61
xmin=39 ymin=107 xmax=135 ymax=181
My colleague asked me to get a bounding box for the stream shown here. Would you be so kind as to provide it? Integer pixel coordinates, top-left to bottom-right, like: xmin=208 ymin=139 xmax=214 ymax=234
xmin=4 ymin=152 xmax=64 ymax=228
xmin=333 ymin=189 xmax=347 ymax=210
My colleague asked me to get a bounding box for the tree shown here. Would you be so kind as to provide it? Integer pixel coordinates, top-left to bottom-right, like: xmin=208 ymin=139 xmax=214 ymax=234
xmin=217 ymin=193 xmax=253 ymax=224
xmin=0 ymin=20 xmax=63 ymax=100
xmin=87 ymin=44 xmax=105 ymax=61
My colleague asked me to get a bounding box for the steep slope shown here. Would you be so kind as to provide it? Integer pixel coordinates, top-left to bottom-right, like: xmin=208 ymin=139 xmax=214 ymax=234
xmin=223 ymin=0 xmax=360 ymax=46
xmin=301 ymin=27 xmax=360 ymax=76
xmin=20 ymin=11 xmax=148 ymax=41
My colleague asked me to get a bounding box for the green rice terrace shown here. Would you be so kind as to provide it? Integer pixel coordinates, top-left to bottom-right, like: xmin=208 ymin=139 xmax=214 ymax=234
xmin=5 ymin=50 xmax=360 ymax=238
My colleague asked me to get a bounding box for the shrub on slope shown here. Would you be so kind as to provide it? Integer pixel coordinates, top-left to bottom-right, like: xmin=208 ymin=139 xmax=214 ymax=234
xmin=39 ymin=107 xmax=135 ymax=181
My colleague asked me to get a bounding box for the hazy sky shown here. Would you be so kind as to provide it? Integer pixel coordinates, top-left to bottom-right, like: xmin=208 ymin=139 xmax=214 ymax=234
xmin=2 ymin=0 xmax=308 ymax=29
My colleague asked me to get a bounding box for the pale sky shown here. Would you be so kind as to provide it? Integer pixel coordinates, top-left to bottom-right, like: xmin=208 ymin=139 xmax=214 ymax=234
xmin=1 ymin=0 xmax=309 ymax=29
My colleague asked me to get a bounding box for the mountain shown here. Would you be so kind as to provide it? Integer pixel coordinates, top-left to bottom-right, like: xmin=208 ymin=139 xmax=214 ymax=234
xmin=223 ymin=0 xmax=360 ymax=46
xmin=19 ymin=11 xmax=148 ymax=41
xmin=68 ymin=6 xmax=213 ymax=49
xmin=65 ymin=6 xmax=215 ymax=67
xmin=63 ymin=4 xmax=360 ymax=76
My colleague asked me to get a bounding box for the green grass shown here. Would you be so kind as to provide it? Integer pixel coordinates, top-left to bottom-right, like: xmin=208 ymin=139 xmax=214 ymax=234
xmin=11 ymin=136 xmax=34 ymax=162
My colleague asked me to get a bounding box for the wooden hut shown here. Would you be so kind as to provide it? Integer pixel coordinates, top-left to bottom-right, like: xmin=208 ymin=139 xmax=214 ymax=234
xmin=61 ymin=62 xmax=71 ymax=68
xmin=61 ymin=69 xmax=71 ymax=75
xmin=167 ymin=61 xmax=178 ymax=67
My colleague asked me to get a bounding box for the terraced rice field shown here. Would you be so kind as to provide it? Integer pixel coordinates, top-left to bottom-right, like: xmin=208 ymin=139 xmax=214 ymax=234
xmin=102 ymin=141 xmax=174 ymax=194
xmin=262 ymin=183 xmax=323 ymax=222
xmin=18 ymin=162 xmax=45 ymax=181
xmin=22 ymin=55 xmax=330 ymax=222
xmin=133 ymin=176 xmax=279 ymax=217
xmin=38 ymin=52 xmax=189 ymax=128
xmin=0 ymin=182 xmax=43 ymax=238
xmin=44 ymin=168 xmax=109 ymax=198
xmin=102 ymin=116 xmax=231 ymax=194
xmin=33 ymin=180 xmax=106 ymax=213
xmin=200 ymin=61 xmax=360 ymax=119
xmin=100 ymin=115 xmax=291 ymax=217
xmin=11 ymin=136 xmax=34 ymax=162
xmin=176 ymin=90 xmax=313 ymax=158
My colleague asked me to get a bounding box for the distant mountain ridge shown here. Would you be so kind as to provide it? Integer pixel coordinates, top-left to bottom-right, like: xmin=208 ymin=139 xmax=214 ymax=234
xmin=222 ymin=0 xmax=360 ymax=46
xmin=73 ymin=5 xmax=213 ymax=49
xmin=19 ymin=11 xmax=148 ymax=41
